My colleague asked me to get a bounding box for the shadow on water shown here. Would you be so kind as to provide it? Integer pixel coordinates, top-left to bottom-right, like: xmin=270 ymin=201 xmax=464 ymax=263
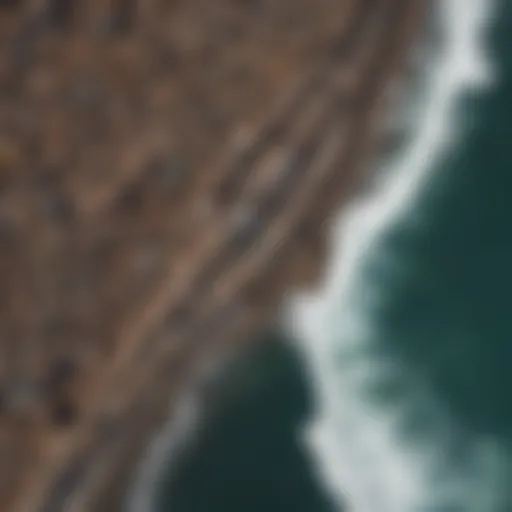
xmin=156 ymin=331 xmax=339 ymax=512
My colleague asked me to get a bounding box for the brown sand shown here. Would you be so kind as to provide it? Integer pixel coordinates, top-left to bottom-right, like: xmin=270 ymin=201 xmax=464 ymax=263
xmin=0 ymin=0 xmax=427 ymax=510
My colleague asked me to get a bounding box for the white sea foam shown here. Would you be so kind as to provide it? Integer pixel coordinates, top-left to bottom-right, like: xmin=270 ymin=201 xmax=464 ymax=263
xmin=287 ymin=0 xmax=499 ymax=510
xmin=126 ymin=389 xmax=203 ymax=512
xmin=127 ymin=1 xmax=498 ymax=510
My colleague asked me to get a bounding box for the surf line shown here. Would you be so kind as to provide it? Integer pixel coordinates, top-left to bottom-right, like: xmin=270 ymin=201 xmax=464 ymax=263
xmin=287 ymin=0 xmax=497 ymax=511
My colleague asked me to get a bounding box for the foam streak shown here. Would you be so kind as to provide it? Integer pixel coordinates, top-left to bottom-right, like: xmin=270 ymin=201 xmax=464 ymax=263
xmin=288 ymin=1 xmax=498 ymax=510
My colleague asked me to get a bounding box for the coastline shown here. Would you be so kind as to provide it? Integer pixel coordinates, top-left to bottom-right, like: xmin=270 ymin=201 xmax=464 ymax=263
xmin=124 ymin=3 xmax=429 ymax=511
xmin=289 ymin=0 xmax=498 ymax=510
xmin=0 ymin=1 xmax=427 ymax=510
xmin=130 ymin=329 xmax=319 ymax=511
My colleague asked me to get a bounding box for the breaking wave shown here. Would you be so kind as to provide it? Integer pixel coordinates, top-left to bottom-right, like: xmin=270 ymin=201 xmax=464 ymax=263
xmin=287 ymin=0 xmax=500 ymax=510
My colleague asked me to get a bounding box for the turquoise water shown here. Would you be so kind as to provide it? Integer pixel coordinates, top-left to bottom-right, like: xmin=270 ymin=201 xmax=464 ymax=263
xmin=150 ymin=1 xmax=512 ymax=510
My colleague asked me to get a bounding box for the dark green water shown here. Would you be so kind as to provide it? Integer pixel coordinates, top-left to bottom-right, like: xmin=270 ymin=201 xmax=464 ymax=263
xmin=153 ymin=2 xmax=512 ymax=510
xmin=369 ymin=0 xmax=512 ymax=440
xmin=155 ymin=334 xmax=338 ymax=511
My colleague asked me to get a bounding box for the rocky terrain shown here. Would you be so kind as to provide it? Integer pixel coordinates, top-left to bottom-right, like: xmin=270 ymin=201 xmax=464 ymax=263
xmin=0 ymin=0 xmax=426 ymax=510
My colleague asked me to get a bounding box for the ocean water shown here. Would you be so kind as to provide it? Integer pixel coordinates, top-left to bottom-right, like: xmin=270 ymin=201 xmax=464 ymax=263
xmin=153 ymin=334 xmax=339 ymax=511
xmin=136 ymin=0 xmax=512 ymax=510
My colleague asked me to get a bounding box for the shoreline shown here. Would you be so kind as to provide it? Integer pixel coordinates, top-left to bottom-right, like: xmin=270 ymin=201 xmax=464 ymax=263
xmin=0 ymin=1 xmax=428 ymax=510
xmin=290 ymin=0 xmax=498 ymax=510
xmin=124 ymin=4 xmax=429 ymax=511
xmin=127 ymin=329 xmax=308 ymax=511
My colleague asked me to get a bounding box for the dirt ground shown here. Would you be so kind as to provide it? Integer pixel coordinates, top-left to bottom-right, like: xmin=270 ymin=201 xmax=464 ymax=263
xmin=0 ymin=1 xmax=426 ymax=510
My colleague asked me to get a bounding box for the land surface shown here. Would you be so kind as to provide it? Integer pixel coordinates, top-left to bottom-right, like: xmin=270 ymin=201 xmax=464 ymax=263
xmin=0 ymin=0 xmax=426 ymax=510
